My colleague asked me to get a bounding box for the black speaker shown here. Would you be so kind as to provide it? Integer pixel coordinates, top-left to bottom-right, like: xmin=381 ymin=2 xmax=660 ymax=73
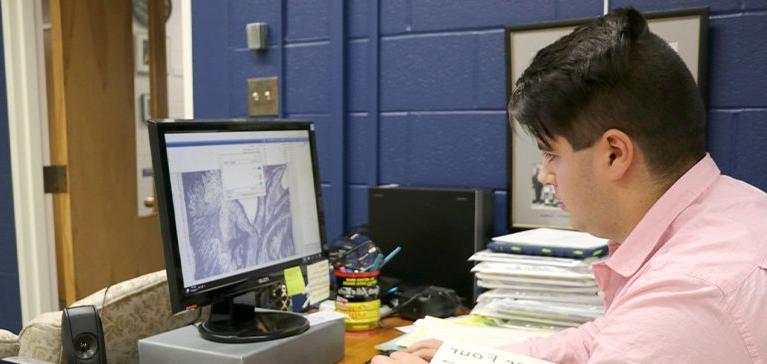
xmin=61 ymin=305 xmax=107 ymax=364
xmin=369 ymin=186 xmax=494 ymax=303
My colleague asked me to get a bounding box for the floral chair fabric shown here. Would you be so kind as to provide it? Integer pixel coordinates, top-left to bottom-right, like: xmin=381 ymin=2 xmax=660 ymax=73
xmin=0 ymin=329 xmax=19 ymax=359
xmin=0 ymin=270 xmax=205 ymax=364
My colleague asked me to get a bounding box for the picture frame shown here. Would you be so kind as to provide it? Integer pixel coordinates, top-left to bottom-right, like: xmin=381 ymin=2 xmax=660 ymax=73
xmin=506 ymin=7 xmax=708 ymax=230
xmin=135 ymin=32 xmax=150 ymax=73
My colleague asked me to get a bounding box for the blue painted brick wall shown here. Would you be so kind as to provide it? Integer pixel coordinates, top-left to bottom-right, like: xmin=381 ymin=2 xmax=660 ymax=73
xmin=0 ymin=3 xmax=22 ymax=333
xmin=193 ymin=0 xmax=767 ymax=242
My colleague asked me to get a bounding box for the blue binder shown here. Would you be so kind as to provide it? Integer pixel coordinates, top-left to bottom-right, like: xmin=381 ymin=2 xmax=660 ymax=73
xmin=486 ymin=241 xmax=607 ymax=259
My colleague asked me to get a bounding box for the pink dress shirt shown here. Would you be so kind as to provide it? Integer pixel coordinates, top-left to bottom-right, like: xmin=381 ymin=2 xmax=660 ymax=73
xmin=502 ymin=154 xmax=767 ymax=363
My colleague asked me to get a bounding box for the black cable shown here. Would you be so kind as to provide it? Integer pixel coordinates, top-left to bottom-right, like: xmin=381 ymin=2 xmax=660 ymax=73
xmin=100 ymin=284 xmax=113 ymax=316
xmin=387 ymin=288 xmax=464 ymax=316
xmin=388 ymin=290 xmax=429 ymax=314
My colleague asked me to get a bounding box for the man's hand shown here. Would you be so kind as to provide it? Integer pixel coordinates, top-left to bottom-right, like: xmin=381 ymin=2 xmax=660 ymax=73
xmin=370 ymin=351 xmax=429 ymax=363
xmin=370 ymin=339 xmax=444 ymax=363
xmin=404 ymin=339 xmax=444 ymax=361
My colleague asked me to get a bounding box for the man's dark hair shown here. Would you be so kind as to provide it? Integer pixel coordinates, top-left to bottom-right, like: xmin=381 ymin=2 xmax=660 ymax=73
xmin=510 ymin=8 xmax=706 ymax=180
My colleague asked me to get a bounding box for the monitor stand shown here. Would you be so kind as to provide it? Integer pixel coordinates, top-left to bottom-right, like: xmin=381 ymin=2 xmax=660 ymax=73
xmin=197 ymin=297 xmax=310 ymax=343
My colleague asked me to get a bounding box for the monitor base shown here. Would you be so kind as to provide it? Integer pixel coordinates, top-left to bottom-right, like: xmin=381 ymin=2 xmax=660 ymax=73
xmin=197 ymin=299 xmax=310 ymax=343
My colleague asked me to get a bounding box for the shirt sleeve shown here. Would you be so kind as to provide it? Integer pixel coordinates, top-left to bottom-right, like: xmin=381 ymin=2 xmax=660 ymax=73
xmin=501 ymin=274 xmax=751 ymax=364
xmin=586 ymin=274 xmax=749 ymax=363
xmin=499 ymin=316 xmax=605 ymax=363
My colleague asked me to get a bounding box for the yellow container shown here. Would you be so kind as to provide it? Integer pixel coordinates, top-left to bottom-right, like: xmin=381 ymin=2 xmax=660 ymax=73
xmin=335 ymin=270 xmax=381 ymax=333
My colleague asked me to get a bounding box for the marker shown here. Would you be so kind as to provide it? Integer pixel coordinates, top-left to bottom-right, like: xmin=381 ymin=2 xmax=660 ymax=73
xmin=377 ymin=246 xmax=402 ymax=270
xmin=382 ymin=286 xmax=399 ymax=296
xmin=366 ymin=254 xmax=384 ymax=272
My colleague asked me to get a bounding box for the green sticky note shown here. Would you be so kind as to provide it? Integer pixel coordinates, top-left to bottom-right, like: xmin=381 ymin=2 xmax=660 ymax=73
xmin=593 ymin=249 xmax=604 ymax=256
xmin=284 ymin=266 xmax=306 ymax=296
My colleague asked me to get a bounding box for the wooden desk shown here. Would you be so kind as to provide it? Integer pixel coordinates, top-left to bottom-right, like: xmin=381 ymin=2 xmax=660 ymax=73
xmin=339 ymin=317 xmax=412 ymax=363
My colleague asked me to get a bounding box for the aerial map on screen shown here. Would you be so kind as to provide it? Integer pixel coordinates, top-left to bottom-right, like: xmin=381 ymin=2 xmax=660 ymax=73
xmin=180 ymin=164 xmax=295 ymax=281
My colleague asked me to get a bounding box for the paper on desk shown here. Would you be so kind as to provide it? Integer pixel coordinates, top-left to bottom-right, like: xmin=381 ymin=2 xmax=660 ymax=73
xmin=432 ymin=341 xmax=555 ymax=364
xmin=470 ymin=299 xmax=602 ymax=328
xmin=474 ymin=272 xmax=598 ymax=288
xmin=472 ymin=261 xmax=595 ymax=280
xmin=469 ymin=250 xmax=596 ymax=270
xmin=304 ymin=310 xmax=347 ymax=327
xmin=306 ymin=259 xmax=330 ymax=304
xmin=396 ymin=316 xmax=553 ymax=349
xmin=478 ymin=288 xmax=603 ymax=305
xmin=376 ymin=336 xmax=404 ymax=352
xmin=476 ymin=279 xmax=600 ymax=293
xmin=492 ymin=228 xmax=608 ymax=249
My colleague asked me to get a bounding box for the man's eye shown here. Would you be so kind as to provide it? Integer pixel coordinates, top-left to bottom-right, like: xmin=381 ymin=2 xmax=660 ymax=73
xmin=543 ymin=151 xmax=556 ymax=161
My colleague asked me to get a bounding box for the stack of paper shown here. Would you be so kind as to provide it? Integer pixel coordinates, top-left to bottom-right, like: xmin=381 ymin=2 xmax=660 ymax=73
xmin=470 ymin=228 xmax=608 ymax=328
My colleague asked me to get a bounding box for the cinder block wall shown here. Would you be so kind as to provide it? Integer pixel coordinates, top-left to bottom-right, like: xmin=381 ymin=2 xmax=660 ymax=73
xmin=191 ymin=0 xmax=767 ymax=242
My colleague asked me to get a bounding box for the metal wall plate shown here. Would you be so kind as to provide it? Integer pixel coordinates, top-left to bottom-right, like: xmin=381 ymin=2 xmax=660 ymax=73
xmin=248 ymin=77 xmax=279 ymax=116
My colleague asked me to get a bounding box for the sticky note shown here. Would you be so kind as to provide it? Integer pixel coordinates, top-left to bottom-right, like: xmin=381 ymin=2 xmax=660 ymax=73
xmin=283 ymin=266 xmax=306 ymax=296
xmin=306 ymin=260 xmax=330 ymax=304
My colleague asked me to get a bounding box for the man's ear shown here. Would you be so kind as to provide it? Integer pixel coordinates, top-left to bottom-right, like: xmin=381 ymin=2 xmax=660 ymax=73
xmin=599 ymin=129 xmax=634 ymax=181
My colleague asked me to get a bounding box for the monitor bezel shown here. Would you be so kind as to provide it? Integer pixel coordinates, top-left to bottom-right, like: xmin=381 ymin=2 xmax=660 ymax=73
xmin=148 ymin=119 xmax=328 ymax=313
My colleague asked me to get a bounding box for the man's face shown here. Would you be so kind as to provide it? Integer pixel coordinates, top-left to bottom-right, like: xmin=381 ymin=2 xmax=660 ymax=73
xmin=537 ymin=135 xmax=605 ymax=234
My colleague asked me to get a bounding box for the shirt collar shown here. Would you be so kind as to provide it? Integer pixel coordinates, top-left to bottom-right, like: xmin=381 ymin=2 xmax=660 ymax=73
xmin=605 ymin=153 xmax=720 ymax=277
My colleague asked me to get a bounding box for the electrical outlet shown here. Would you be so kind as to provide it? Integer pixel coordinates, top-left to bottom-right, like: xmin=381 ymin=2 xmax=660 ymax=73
xmin=248 ymin=77 xmax=279 ymax=116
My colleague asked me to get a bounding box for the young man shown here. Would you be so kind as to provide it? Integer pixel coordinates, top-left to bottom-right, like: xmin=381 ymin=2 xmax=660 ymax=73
xmin=374 ymin=7 xmax=767 ymax=364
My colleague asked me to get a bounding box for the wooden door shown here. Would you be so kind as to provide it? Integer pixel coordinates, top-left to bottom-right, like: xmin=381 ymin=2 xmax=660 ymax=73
xmin=48 ymin=0 xmax=164 ymax=305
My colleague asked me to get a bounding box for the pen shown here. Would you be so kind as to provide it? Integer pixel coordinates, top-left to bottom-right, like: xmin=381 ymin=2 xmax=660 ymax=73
xmin=377 ymin=246 xmax=402 ymax=271
xmin=364 ymin=254 xmax=383 ymax=272
xmin=383 ymin=286 xmax=398 ymax=295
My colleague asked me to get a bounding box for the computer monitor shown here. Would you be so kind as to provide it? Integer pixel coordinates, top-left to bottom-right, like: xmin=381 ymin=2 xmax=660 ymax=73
xmin=148 ymin=119 xmax=327 ymax=343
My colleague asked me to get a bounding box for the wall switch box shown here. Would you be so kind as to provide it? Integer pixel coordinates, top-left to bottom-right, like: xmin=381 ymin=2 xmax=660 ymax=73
xmin=248 ymin=77 xmax=279 ymax=116
xmin=246 ymin=23 xmax=269 ymax=50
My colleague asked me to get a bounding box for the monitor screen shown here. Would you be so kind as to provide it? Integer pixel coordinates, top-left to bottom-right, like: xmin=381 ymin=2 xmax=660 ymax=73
xmin=149 ymin=120 xmax=325 ymax=312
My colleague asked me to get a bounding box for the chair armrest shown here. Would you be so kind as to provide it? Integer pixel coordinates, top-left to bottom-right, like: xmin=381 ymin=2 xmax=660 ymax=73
xmin=0 ymin=329 xmax=20 ymax=358
xmin=17 ymin=311 xmax=61 ymax=363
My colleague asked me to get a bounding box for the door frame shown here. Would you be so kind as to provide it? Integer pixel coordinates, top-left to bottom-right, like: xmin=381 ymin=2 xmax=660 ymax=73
xmin=181 ymin=0 xmax=194 ymax=118
xmin=2 ymin=0 xmax=195 ymax=323
xmin=1 ymin=0 xmax=59 ymax=323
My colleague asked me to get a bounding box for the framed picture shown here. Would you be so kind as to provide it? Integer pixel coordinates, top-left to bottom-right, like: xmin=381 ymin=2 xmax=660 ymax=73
xmin=135 ymin=32 xmax=150 ymax=73
xmin=506 ymin=7 xmax=708 ymax=230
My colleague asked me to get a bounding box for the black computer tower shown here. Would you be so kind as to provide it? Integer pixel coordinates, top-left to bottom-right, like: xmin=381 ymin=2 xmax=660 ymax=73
xmin=368 ymin=186 xmax=494 ymax=304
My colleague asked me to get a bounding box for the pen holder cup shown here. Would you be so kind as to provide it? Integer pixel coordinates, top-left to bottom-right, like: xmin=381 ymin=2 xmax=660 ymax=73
xmin=335 ymin=270 xmax=381 ymax=333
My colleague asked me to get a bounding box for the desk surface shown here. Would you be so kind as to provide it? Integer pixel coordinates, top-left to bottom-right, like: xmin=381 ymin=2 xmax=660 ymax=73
xmin=340 ymin=317 xmax=412 ymax=364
